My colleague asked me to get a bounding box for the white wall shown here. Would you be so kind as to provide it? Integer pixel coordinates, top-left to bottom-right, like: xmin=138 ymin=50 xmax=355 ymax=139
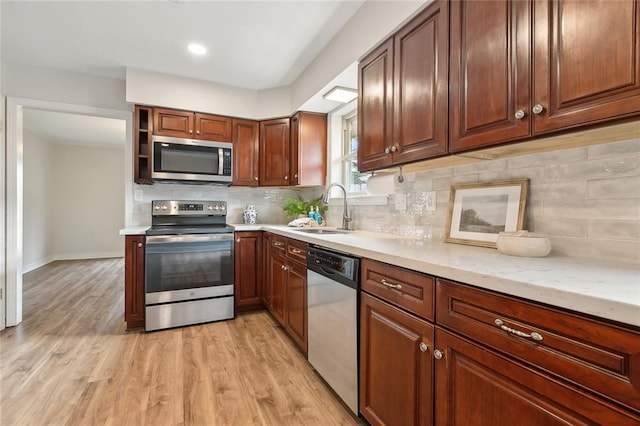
xmin=22 ymin=130 xmax=54 ymax=271
xmin=4 ymin=62 xmax=129 ymax=112
xmin=51 ymin=144 xmax=124 ymax=260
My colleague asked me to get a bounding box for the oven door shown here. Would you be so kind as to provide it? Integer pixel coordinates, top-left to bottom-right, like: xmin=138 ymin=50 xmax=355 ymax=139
xmin=145 ymin=234 xmax=234 ymax=305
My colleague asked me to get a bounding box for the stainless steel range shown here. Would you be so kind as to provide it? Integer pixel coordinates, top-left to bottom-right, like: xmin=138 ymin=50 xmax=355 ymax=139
xmin=145 ymin=200 xmax=234 ymax=331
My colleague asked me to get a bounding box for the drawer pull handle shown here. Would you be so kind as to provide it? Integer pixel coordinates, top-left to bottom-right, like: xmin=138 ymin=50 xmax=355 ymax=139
xmin=290 ymin=248 xmax=302 ymax=254
xmin=381 ymin=278 xmax=402 ymax=290
xmin=274 ymin=242 xmax=284 ymax=247
xmin=494 ymin=319 xmax=543 ymax=341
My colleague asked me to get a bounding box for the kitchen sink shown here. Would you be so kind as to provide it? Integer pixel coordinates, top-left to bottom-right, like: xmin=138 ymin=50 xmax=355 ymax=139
xmin=292 ymin=228 xmax=350 ymax=235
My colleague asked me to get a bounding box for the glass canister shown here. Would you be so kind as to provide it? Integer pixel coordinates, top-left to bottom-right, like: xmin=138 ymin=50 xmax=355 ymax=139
xmin=243 ymin=205 xmax=258 ymax=224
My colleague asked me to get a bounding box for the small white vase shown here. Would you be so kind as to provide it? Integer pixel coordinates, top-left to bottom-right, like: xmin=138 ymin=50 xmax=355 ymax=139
xmin=243 ymin=205 xmax=258 ymax=224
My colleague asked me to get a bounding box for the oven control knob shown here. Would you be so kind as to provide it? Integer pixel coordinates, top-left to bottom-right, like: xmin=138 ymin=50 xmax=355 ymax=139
xmin=161 ymin=205 xmax=168 ymax=211
xmin=154 ymin=205 xmax=160 ymax=211
xmin=207 ymin=205 xmax=213 ymax=210
xmin=220 ymin=205 xmax=226 ymax=211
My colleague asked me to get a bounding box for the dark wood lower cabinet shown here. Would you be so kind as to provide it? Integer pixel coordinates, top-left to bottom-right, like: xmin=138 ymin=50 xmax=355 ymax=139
xmin=234 ymin=232 xmax=263 ymax=312
xmin=124 ymin=235 xmax=145 ymax=330
xmin=360 ymin=292 xmax=434 ymax=426
xmin=267 ymin=252 xmax=287 ymax=325
xmin=434 ymin=328 xmax=640 ymax=425
xmin=284 ymin=260 xmax=307 ymax=354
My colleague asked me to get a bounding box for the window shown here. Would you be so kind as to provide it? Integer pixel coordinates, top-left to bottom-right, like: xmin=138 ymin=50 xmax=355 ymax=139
xmin=341 ymin=111 xmax=367 ymax=193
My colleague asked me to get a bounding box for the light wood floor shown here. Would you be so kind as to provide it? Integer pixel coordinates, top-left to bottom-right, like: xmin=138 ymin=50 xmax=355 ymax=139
xmin=1 ymin=259 xmax=360 ymax=426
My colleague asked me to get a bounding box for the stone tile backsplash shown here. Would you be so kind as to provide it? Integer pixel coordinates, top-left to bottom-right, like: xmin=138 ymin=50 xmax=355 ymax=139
xmin=131 ymin=184 xmax=323 ymax=226
xmin=323 ymin=137 xmax=640 ymax=263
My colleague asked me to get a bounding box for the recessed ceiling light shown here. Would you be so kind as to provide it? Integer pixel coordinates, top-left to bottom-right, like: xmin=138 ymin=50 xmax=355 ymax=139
xmin=188 ymin=43 xmax=207 ymax=56
xmin=323 ymin=86 xmax=358 ymax=103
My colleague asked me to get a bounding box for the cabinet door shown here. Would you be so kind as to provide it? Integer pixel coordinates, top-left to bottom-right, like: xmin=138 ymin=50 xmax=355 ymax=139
xmin=124 ymin=235 xmax=145 ymax=329
xmin=268 ymin=253 xmax=287 ymax=326
xmin=392 ymin=0 xmax=449 ymax=163
xmin=153 ymin=108 xmax=195 ymax=138
xmin=291 ymin=112 xmax=327 ymax=186
xmin=234 ymin=232 xmax=263 ymax=312
xmin=262 ymin=233 xmax=272 ymax=309
xmin=358 ymin=38 xmax=394 ymax=172
xmin=259 ymin=118 xmax=290 ymax=186
xmin=434 ymin=328 xmax=640 ymax=425
xmin=360 ymin=293 xmax=434 ymax=426
xmin=194 ymin=113 xmax=232 ymax=141
xmin=232 ymin=118 xmax=260 ymax=186
xmin=449 ymin=0 xmax=531 ymax=152
xmin=533 ymin=0 xmax=640 ymax=134
xmin=285 ymin=260 xmax=307 ymax=354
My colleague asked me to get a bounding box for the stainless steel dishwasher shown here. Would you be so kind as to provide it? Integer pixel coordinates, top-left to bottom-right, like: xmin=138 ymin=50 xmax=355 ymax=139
xmin=307 ymin=246 xmax=360 ymax=415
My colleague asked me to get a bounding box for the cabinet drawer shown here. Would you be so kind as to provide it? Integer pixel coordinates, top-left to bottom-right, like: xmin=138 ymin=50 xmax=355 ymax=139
xmin=286 ymin=239 xmax=307 ymax=264
xmin=436 ymin=279 xmax=640 ymax=413
xmin=271 ymin=234 xmax=287 ymax=255
xmin=361 ymin=259 xmax=435 ymax=321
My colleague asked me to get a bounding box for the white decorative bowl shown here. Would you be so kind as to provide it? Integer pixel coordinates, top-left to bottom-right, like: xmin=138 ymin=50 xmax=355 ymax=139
xmin=496 ymin=231 xmax=551 ymax=258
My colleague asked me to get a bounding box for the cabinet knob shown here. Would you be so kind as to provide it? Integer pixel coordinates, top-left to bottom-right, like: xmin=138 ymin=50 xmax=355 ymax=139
xmin=236 ymin=239 xmax=241 ymax=243
xmin=390 ymin=145 xmax=397 ymax=152
xmin=419 ymin=342 xmax=428 ymax=353
xmin=384 ymin=147 xmax=390 ymax=154
xmin=284 ymin=175 xmax=289 ymax=180
xmin=433 ymin=349 xmax=444 ymax=360
xmin=196 ymin=130 xmax=200 ymax=135
xmin=137 ymin=242 xmax=143 ymax=248
xmin=532 ymin=104 xmax=544 ymax=115
xmin=254 ymin=177 xmax=259 ymax=181
xmin=189 ymin=129 xmax=193 ymax=134
xmin=514 ymin=109 xmax=525 ymax=120
xmin=294 ymin=174 xmax=298 ymax=179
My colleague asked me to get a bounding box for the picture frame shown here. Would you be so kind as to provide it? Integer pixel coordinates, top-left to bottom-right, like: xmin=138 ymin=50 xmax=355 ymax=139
xmin=445 ymin=179 xmax=529 ymax=248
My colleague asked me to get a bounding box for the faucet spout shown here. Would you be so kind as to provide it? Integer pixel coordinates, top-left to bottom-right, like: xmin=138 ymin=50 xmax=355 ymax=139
xmin=322 ymin=183 xmax=352 ymax=230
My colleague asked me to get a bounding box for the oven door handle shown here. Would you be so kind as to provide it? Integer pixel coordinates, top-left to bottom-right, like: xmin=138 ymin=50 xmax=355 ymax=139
xmin=146 ymin=234 xmax=234 ymax=244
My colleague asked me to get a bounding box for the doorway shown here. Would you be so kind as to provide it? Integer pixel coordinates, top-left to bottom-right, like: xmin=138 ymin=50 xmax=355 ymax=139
xmin=4 ymin=97 xmax=133 ymax=328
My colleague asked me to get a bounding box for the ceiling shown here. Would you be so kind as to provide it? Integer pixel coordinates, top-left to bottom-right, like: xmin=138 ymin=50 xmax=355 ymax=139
xmin=23 ymin=109 xmax=127 ymax=148
xmin=2 ymin=0 xmax=365 ymax=90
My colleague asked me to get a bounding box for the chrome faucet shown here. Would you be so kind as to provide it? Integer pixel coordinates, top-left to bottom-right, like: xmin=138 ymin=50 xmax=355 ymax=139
xmin=322 ymin=183 xmax=352 ymax=230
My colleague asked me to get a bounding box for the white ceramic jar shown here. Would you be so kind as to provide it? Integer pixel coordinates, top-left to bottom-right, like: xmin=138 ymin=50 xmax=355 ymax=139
xmin=242 ymin=205 xmax=258 ymax=224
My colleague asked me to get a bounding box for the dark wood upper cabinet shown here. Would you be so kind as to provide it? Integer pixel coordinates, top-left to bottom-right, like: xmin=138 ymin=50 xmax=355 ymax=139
xmin=290 ymin=112 xmax=327 ymax=186
xmin=153 ymin=107 xmax=231 ymax=141
xmin=358 ymin=0 xmax=449 ymax=172
xmin=259 ymin=118 xmax=290 ymax=186
xmin=449 ymin=0 xmax=531 ymax=151
xmin=392 ymin=0 xmax=449 ymax=164
xmin=194 ymin=112 xmax=232 ymax=141
xmin=134 ymin=105 xmax=152 ymax=185
xmin=358 ymin=38 xmax=394 ymax=172
xmin=532 ymin=0 xmax=640 ymax=133
xmin=450 ymin=0 xmax=640 ymax=153
xmin=232 ymin=118 xmax=260 ymax=186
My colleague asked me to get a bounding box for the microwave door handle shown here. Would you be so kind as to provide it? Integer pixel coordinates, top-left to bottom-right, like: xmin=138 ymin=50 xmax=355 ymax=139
xmin=218 ymin=148 xmax=224 ymax=175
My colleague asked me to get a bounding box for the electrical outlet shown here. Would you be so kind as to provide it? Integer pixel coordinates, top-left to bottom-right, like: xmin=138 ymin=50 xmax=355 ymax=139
xmin=134 ymin=189 xmax=144 ymax=202
xmin=425 ymin=191 xmax=437 ymax=211
xmin=395 ymin=193 xmax=407 ymax=211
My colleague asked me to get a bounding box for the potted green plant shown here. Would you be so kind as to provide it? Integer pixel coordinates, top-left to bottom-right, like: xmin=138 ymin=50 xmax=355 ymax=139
xmin=282 ymin=195 xmax=328 ymax=219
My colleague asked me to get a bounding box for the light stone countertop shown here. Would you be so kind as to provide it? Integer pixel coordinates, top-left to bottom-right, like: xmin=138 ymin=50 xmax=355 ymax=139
xmin=121 ymin=223 xmax=640 ymax=327
xmin=235 ymin=224 xmax=640 ymax=328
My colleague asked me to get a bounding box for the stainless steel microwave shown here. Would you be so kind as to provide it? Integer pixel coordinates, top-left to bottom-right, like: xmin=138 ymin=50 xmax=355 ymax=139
xmin=151 ymin=135 xmax=233 ymax=183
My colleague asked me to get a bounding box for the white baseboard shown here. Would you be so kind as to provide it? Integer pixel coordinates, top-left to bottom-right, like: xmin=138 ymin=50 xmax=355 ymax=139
xmin=23 ymin=256 xmax=57 ymax=274
xmin=23 ymin=251 xmax=124 ymax=273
